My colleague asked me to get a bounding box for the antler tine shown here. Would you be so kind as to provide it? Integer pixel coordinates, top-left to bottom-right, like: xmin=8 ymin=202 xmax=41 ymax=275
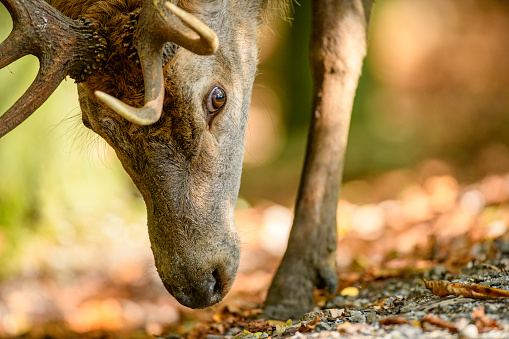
xmin=0 ymin=1 xmax=46 ymax=135
xmin=95 ymin=0 xmax=219 ymax=125
xmin=0 ymin=61 xmax=65 ymax=138
xmin=0 ymin=0 xmax=64 ymax=137
xmin=94 ymin=40 xmax=165 ymax=126
xmin=0 ymin=0 xmax=108 ymax=138
xmin=163 ymin=2 xmax=219 ymax=56
xmin=0 ymin=30 xmax=30 ymax=69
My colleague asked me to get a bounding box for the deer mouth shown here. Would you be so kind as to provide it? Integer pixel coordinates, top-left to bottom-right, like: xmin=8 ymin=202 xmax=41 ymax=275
xmin=163 ymin=265 xmax=231 ymax=309
xmin=152 ymin=231 xmax=240 ymax=309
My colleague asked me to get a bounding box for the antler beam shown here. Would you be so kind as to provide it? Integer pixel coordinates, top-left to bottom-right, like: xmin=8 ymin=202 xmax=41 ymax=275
xmin=0 ymin=0 xmax=107 ymax=138
xmin=0 ymin=0 xmax=218 ymax=134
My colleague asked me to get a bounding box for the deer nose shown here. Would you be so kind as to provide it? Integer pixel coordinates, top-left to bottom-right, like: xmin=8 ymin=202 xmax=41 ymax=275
xmin=164 ymin=269 xmax=224 ymax=309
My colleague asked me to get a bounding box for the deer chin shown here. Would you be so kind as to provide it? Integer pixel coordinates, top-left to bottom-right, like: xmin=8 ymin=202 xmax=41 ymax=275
xmin=156 ymin=240 xmax=240 ymax=309
xmin=146 ymin=197 xmax=241 ymax=309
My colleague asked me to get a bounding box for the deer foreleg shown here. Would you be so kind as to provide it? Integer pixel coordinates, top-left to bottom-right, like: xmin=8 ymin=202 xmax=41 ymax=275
xmin=263 ymin=0 xmax=374 ymax=320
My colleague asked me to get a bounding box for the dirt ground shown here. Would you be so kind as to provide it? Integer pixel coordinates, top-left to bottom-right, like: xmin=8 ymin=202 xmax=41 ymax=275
xmin=1 ymin=172 xmax=509 ymax=338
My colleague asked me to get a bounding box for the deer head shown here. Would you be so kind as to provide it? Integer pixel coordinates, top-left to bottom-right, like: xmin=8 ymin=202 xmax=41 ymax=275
xmin=0 ymin=0 xmax=275 ymax=308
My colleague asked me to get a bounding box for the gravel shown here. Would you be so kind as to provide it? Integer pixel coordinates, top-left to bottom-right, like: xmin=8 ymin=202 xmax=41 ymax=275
xmin=235 ymin=262 xmax=509 ymax=339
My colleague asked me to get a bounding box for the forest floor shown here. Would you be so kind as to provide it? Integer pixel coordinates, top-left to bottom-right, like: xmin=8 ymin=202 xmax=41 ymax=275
xmin=1 ymin=171 xmax=509 ymax=338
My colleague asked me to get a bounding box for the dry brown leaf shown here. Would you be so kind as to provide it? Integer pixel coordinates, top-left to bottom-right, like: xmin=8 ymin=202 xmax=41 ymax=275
xmin=478 ymin=263 xmax=502 ymax=272
xmin=297 ymin=316 xmax=321 ymax=333
xmin=420 ymin=313 xmax=458 ymax=334
xmin=379 ymin=316 xmax=410 ymax=326
xmin=471 ymin=306 xmax=503 ymax=333
xmin=210 ymin=323 xmax=226 ymax=335
xmin=373 ymin=297 xmax=389 ymax=310
xmin=212 ymin=305 xmax=241 ymax=323
xmin=246 ymin=319 xmax=270 ymax=332
xmin=186 ymin=323 xmax=210 ymax=339
xmin=424 ymin=278 xmax=509 ymax=298
xmin=266 ymin=320 xmax=286 ymax=327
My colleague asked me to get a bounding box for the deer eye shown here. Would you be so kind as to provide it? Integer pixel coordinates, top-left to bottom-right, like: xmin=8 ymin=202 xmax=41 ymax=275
xmin=205 ymin=86 xmax=227 ymax=114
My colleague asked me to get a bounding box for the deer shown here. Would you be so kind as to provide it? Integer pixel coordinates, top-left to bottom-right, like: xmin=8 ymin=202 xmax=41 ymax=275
xmin=0 ymin=0 xmax=373 ymax=319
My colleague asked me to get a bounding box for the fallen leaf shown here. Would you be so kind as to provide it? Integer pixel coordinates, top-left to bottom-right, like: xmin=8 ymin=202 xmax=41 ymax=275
xmin=340 ymin=286 xmax=359 ymax=297
xmin=297 ymin=316 xmax=321 ymax=333
xmin=184 ymin=323 xmax=210 ymax=339
xmin=243 ymin=329 xmax=266 ymax=338
xmin=373 ymin=298 xmax=389 ymax=310
xmin=424 ymin=279 xmax=509 ymax=298
xmin=379 ymin=316 xmax=410 ymax=326
xmin=266 ymin=320 xmax=285 ymax=327
xmin=478 ymin=263 xmax=502 ymax=272
xmin=420 ymin=313 xmax=458 ymax=334
xmin=275 ymin=319 xmax=293 ymax=336
xmin=246 ymin=319 xmax=269 ymax=332
xmin=213 ymin=305 xmax=241 ymax=323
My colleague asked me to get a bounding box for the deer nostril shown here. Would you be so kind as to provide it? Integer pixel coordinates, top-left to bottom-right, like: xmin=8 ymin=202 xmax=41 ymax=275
xmin=164 ymin=268 xmax=225 ymax=309
xmin=210 ymin=268 xmax=225 ymax=303
xmin=203 ymin=272 xmax=217 ymax=303
xmin=200 ymin=268 xmax=225 ymax=306
xmin=212 ymin=268 xmax=222 ymax=289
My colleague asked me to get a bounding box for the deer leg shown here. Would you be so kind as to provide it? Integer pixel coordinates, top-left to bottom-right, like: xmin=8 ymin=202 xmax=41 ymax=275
xmin=263 ymin=0 xmax=374 ymax=320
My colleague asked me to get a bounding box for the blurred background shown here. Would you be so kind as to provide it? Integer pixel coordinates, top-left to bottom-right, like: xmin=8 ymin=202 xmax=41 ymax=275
xmin=0 ymin=0 xmax=509 ymax=337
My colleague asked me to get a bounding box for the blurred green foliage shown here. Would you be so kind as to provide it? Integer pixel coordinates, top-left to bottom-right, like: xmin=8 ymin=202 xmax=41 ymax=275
xmin=0 ymin=5 xmax=146 ymax=277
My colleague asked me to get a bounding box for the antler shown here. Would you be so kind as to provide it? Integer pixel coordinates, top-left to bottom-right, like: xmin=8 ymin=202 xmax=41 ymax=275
xmin=0 ymin=0 xmax=218 ymax=137
xmin=95 ymin=1 xmax=219 ymax=125
xmin=0 ymin=0 xmax=107 ymax=138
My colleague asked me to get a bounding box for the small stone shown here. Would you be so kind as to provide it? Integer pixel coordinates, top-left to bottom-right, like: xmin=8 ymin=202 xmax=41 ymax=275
xmin=364 ymin=310 xmax=377 ymax=323
xmin=455 ymin=318 xmax=469 ymax=331
xmin=299 ymin=309 xmax=345 ymax=323
xmin=324 ymin=308 xmax=344 ymax=319
xmin=348 ymin=310 xmax=366 ymax=324
xmin=398 ymin=324 xmax=423 ymax=337
xmin=459 ymin=324 xmax=478 ymax=338
xmin=437 ymin=304 xmax=451 ymax=312
xmin=226 ymin=327 xmax=242 ymax=336
xmin=282 ymin=327 xmax=298 ymax=336
xmin=315 ymin=322 xmax=331 ymax=331
xmin=484 ymin=303 xmax=498 ymax=314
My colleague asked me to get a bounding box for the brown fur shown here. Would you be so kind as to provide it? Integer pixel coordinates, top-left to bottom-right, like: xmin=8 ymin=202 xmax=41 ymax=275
xmin=51 ymin=0 xmax=144 ymax=105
